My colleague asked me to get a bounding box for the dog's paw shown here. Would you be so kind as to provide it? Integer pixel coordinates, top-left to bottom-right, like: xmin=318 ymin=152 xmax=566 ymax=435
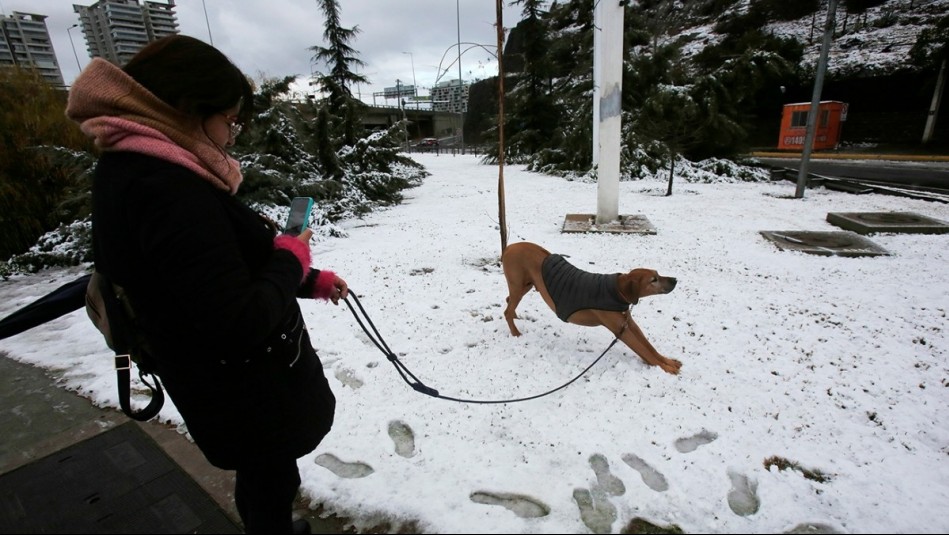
xmin=660 ymin=357 xmax=682 ymax=375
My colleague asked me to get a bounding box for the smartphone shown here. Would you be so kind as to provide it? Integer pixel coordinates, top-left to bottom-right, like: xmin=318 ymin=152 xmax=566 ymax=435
xmin=284 ymin=197 xmax=314 ymax=236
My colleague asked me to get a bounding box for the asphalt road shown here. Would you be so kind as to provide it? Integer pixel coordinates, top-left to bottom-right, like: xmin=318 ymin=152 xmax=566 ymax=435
xmin=754 ymin=156 xmax=949 ymax=191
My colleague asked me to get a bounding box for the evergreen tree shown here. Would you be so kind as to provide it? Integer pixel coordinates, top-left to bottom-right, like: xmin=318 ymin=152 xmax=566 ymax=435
xmin=518 ymin=0 xmax=595 ymax=174
xmin=0 ymin=67 xmax=92 ymax=261
xmin=308 ymin=0 xmax=369 ymax=145
xmin=505 ymin=0 xmax=559 ymax=162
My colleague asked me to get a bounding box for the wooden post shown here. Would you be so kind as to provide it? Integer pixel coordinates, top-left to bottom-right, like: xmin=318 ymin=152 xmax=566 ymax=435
xmin=496 ymin=0 xmax=508 ymax=253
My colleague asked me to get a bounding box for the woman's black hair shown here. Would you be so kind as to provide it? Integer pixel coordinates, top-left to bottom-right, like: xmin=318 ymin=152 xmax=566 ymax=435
xmin=123 ymin=35 xmax=254 ymax=126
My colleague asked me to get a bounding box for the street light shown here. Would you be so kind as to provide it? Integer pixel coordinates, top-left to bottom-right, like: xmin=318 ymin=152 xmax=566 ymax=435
xmin=456 ymin=0 xmax=464 ymax=153
xmin=401 ymin=51 xmax=418 ymax=110
xmin=66 ymin=24 xmax=82 ymax=72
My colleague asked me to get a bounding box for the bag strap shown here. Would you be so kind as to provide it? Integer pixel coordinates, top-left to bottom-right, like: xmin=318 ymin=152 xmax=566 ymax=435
xmin=94 ymin=273 xmax=164 ymax=421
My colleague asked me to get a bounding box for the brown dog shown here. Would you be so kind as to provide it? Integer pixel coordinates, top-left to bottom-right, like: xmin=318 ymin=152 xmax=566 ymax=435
xmin=501 ymin=242 xmax=681 ymax=374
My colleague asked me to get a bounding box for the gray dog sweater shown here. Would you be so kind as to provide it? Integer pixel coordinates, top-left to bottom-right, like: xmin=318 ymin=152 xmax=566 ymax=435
xmin=541 ymin=254 xmax=629 ymax=322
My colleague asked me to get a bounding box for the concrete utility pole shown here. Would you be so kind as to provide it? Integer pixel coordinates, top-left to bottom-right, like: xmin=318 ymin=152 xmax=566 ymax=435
xmin=922 ymin=57 xmax=946 ymax=144
xmin=796 ymin=0 xmax=838 ymax=199
xmin=592 ymin=0 xmax=624 ymax=223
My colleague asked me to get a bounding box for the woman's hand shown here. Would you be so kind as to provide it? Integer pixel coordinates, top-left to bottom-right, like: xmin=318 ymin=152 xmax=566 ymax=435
xmin=329 ymin=274 xmax=349 ymax=305
xmin=296 ymin=228 xmax=313 ymax=243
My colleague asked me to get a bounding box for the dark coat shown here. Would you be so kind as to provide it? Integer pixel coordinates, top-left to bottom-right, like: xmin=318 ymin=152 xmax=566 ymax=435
xmin=92 ymin=151 xmax=335 ymax=469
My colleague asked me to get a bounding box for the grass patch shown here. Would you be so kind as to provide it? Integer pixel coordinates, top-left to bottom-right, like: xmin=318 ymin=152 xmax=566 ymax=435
xmin=764 ymin=455 xmax=832 ymax=483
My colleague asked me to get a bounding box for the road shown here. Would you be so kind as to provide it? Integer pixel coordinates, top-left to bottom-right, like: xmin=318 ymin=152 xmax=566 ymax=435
xmin=754 ymin=156 xmax=949 ymax=191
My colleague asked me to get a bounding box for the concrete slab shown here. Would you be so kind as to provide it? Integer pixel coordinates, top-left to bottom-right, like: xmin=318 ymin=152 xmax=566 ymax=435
xmin=759 ymin=231 xmax=890 ymax=257
xmin=826 ymin=211 xmax=949 ymax=235
xmin=562 ymin=214 xmax=657 ymax=234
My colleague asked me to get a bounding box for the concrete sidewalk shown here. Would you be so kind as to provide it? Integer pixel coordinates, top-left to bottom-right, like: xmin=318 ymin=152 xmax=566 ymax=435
xmin=0 ymin=352 xmax=353 ymax=534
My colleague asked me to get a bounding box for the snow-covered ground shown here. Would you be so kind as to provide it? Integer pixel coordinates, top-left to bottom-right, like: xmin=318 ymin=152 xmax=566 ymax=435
xmin=1 ymin=153 xmax=948 ymax=533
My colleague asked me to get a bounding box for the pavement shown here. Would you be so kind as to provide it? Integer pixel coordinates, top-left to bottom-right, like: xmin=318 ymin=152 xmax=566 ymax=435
xmin=0 ymin=351 xmax=354 ymax=534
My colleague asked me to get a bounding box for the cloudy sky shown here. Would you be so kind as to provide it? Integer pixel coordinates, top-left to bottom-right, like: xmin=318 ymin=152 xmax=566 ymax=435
xmin=7 ymin=0 xmax=522 ymax=104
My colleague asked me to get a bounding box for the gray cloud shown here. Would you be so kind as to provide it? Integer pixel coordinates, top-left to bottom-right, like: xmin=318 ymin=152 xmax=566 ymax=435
xmin=10 ymin=0 xmax=521 ymax=103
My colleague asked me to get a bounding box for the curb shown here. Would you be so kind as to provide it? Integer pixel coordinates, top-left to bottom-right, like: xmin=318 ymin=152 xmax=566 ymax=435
xmin=749 ymin=151 xmax=949 ymax=162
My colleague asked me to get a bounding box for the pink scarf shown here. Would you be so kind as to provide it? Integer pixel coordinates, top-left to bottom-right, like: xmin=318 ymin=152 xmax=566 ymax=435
xmin=66 ymin=58 xmax=242 ymax=194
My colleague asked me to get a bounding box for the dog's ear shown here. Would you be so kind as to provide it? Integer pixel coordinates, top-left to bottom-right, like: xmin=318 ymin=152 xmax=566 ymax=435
xmin=618 ymin=274 xmax=640 ymax=305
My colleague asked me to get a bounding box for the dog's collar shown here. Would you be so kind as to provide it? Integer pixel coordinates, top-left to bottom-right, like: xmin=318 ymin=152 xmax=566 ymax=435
xmin=616 ymin=285 xmax=638 ymax=306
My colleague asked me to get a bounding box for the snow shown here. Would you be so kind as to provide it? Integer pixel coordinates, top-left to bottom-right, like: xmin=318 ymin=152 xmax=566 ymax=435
xmin=1 ymin=153 xmax=948 ymax=533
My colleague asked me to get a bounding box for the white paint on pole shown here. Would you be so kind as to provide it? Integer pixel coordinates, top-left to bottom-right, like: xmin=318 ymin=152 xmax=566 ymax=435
xmin=593 ymin=0 xmax=624 ymax=224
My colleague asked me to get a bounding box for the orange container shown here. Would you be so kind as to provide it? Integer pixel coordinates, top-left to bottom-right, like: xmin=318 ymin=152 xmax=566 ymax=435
xmin=777 ymin=101 xmax=848 ymax=151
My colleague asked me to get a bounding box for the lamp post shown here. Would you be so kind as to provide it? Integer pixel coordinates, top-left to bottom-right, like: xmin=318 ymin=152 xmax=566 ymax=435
xmin=67 ymin=24 xmax=82 ymax=72
xmin=202 ymin=0 xmax=214 ymax=45
xmin=456 ymin=0 xmax=465 ymax=153
xmin=402 ymin=51 xmax=418 ymax=110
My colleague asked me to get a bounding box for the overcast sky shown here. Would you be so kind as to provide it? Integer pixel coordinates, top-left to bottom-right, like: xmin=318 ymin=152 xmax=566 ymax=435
xmin=6 ymin=0 xmax=522 ymax=104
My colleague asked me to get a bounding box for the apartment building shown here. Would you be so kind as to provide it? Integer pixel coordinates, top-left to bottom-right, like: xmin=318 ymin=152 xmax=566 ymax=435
xmin=0 ymin=12 xmax=65 ymax=87
xmin=431 ymin=79 xmax=469 ymax=114
xmin=73 ymin=0 xmax=179 ymax=67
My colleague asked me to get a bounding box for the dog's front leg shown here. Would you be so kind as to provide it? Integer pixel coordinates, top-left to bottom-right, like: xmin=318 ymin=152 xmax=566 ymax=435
xmin=616 ymin=314 xmax=681 ymax=375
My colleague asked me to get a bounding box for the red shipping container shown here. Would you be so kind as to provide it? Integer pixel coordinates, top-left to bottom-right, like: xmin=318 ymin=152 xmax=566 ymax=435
xmin=777 ymin=101 xmax=848 ymax=151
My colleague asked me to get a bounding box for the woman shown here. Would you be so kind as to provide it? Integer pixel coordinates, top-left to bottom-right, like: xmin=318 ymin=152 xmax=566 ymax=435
xmin=66 ymin=35 xmax=346 ymax=534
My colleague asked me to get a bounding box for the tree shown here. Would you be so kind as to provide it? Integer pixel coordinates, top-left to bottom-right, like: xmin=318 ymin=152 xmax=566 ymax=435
xmin=0 ymin=67 xmax=92 ymax=261
xmin=308 ymin=0 xmax=369 ymax=145
xmin=505 ymin=0 xmax=559 ymax=162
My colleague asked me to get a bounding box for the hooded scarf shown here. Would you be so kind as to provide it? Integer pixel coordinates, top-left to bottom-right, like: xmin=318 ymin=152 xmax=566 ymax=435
xmin=66 ymin=58 xmax=242 ymax=194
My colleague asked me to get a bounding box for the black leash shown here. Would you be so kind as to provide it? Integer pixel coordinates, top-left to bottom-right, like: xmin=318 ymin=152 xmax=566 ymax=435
xmin=343 ymin=292 xmax=622 ymax=404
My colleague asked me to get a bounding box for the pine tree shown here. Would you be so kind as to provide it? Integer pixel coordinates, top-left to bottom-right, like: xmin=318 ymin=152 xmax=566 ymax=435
xmin=308 ymin=0 xmax=369 ymax=147
xmin=505 ymin=0 xmax=559 ymax=162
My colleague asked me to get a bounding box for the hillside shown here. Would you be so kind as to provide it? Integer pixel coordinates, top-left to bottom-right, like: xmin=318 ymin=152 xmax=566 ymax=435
xmin=673 ymin=0 xmax=949 ymax=77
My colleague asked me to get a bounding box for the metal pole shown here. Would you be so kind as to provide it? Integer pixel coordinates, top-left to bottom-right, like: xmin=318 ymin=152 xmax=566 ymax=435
xmin=922 ymin=57 xmax=946 ymax=144
xmin=202 ymin=0 xmax=214 ymax=45
xmin=456 ymin=0 xmax=465 ymax=153
xmin=67 ymin=24 xmax=82 ymax=71
xmin=403 ymin=51 xmax=418 ymax=109
xmin=795 ymin=0 xmax=837 ymax=199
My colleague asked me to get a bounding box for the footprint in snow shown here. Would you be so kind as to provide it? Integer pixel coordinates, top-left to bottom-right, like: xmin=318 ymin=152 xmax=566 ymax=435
xmin=469 ymin=491 xmax=550 ymax=518
xmin=313 ymin=453 xmax=374 ymax=479
xmin=727 ymin=470 xmax=760 ymax=517
xmin=589 ymin=453 xmax=625 ymax=496
xmin=573 ymin=487 xmax=616 ymax=534
xmin=387 ymin=420 xmax=416 ymax=458
xmin=785 ymin=522 xmax=842 ymax=533
xmin=674 ymin=429 xmax=718 ymax=453
xmin=334 ymin=367 xmax=363 ymax=389
xmin=621 ymin=453 xmax=669 ymax=492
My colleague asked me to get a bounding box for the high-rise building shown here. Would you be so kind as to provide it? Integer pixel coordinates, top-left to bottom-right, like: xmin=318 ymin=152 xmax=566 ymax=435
xmin=430 ymin=79 xmax=469 ymax=114
xmin=0 ymin=12 xmax=65 ymax=87
xmin=73 ymin=0 xmax=179 ymax=67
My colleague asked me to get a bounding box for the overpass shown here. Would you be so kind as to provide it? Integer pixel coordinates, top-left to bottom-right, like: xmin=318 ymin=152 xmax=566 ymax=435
xmin=360 ymin=105 xmax=461 ymax=144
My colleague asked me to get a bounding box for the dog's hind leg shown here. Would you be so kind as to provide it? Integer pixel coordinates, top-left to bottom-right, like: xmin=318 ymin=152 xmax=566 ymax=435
xmin=503 ymin=282 xmax=531 ymax=336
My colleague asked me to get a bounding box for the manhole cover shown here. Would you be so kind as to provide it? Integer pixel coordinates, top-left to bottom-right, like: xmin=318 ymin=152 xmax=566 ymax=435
xmin=760 ymin=231 xmax=890 ymax=257
xmin=562 ymin=213 xmax=657 ymax=234
xmin=826 ymin=212 xmax=949 ymax=235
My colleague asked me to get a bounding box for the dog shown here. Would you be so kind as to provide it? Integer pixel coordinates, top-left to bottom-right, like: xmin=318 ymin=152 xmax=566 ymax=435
xmin=501 ymin=241 xmax=681 ymax=375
